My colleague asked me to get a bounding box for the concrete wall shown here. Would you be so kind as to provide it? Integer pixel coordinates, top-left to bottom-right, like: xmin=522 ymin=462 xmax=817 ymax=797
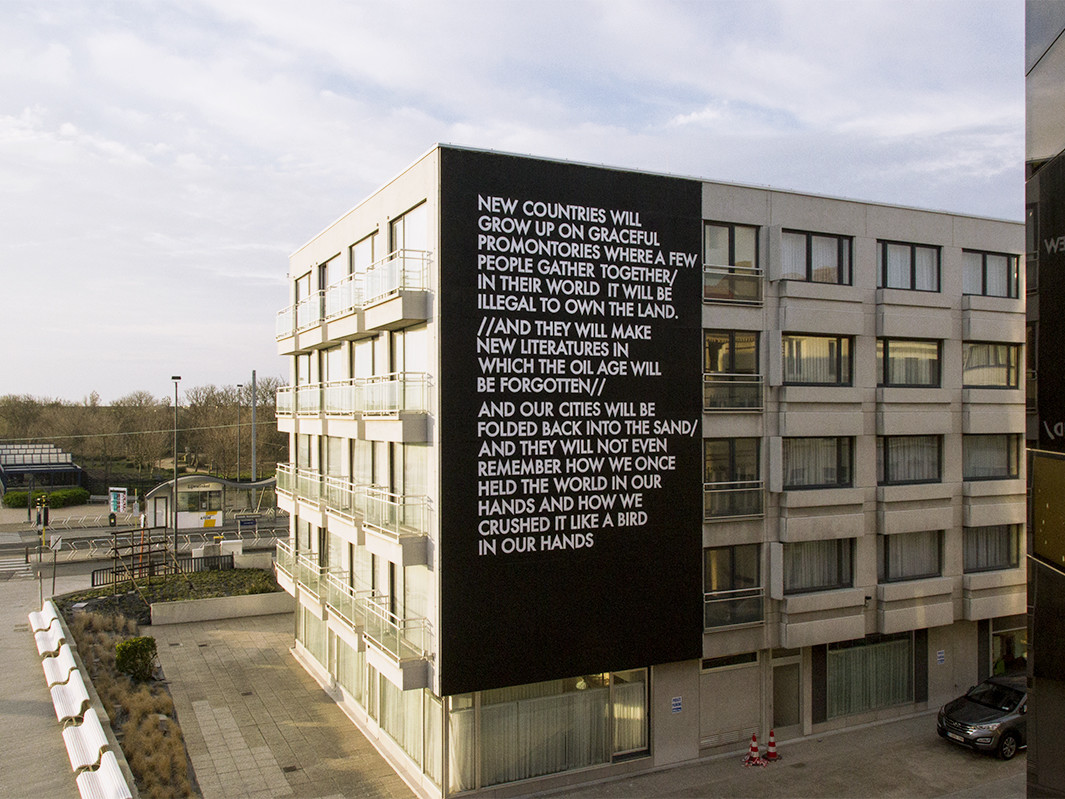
xmin=150 ymin=591 xmax=294 ymax=625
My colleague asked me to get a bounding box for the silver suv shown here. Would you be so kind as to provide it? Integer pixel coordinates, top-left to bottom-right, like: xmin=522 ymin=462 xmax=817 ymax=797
xmin=936 ymin=674 xmax=1027 ymax=760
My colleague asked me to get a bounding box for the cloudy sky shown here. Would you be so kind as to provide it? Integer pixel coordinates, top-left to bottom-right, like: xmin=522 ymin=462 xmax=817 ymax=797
xmin=1 ymin=0 xmax=1023 ymax=404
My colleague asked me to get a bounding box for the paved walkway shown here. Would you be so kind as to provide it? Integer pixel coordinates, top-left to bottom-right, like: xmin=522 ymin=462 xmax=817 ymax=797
xmin=151 ymin=614 xmax=411 ymax=799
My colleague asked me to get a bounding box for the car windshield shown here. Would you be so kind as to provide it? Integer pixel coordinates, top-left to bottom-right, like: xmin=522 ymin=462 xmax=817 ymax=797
xmin=966 ymin=682 xmax=1023 ymax=712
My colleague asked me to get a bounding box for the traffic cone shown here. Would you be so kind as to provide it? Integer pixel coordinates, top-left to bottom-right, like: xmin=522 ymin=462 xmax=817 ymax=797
xmin=764 ymin=729 xmax=780 ymax=762
xmin=742 ymin=733 xmax=766 ymax=767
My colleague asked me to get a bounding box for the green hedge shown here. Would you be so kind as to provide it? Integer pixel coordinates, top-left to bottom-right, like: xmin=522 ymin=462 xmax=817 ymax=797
xmin=116 ymin=636 xmax=157 ymax=682
xmin=1 ymin=487 xmax=91 ymax=509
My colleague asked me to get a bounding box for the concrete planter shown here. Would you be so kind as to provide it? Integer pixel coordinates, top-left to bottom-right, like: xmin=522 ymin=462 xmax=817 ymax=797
xmin=150 ymin=591 xmax=294 ymax=625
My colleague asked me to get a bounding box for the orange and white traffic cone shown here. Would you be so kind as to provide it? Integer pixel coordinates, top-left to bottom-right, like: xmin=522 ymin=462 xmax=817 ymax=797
xmin=742 ymin=733 xmax=766 ymax=767
xmin=764 ymin=729 xmax=780 ymax=762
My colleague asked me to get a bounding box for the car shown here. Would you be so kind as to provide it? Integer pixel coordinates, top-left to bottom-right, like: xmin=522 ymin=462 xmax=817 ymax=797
xmin=937 ymin=674 xmax=1027 ymax=760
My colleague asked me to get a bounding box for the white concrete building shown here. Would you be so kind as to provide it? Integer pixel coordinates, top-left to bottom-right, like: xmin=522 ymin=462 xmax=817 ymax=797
xmin=273 ymin=145 xmax=1026 ymax=797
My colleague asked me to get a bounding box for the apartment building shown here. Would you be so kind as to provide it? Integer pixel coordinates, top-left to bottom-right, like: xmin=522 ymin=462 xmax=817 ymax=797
xmin=273 ymin=145 xmax=1026 ymax=798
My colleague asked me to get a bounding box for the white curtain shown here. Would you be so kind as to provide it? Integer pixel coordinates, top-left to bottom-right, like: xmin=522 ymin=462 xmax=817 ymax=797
xmin=811 ymin=235 xmax=841 ymax=283
xmin=963 ymin=435 xmax=1016 ymax=479
xmin=964 ymin=525 xmax=1017 ymax=572
xmin=881 ymin=531 xmax=940 ymax=581
xmin=783 ymin=336 xmax=846 ymax=384
xmin=963 ymin=343 xmax=1015 ymax=387
xmin=883 ymin=340 xmax=938 ymax=386
xmin=784 ymin=539 xmax=851 ymax=592
xmin=828 ymin=637 xmax=913 ymax=718
xmin=613 ymin=678 xmax=648 ymax=753
xmin=878 ymin=436 xmax=939 ymax=483
xmin=985 ymin=254 xmax=1010 ymax=296
xmin=380 ymin=679 xmax=424 ymax=766
xmin=963 ymin=251 xmax=984 ymax=294
xmin=915 ymin=246 xmax=938 ymax=290
xmin=784 ymin=437 xmax=847 ymax=487
xmin=782 ymin=232 xmax=806 ymax=279
xmin=885 ymin=243 xmax=909 ymax=287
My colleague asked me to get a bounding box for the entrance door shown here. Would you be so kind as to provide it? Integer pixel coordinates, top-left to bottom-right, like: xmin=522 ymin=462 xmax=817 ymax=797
xmin=772 ymin=655 xmax=801 ymax=736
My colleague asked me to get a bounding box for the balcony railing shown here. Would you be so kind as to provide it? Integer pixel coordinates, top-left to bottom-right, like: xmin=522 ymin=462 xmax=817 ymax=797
xmin=324 ymin=572 xmax=374 ymax=630
xmin=275 ymin=538 xmax=295 ymax=578
xmin=276 ymin=464 xmax=324 ymax=507
xmin=363 ymin=488 xmax=429 ymax=540
xmin=703 ymin=480 xmax=764 ymax=519
xmin=703 ymin=373 xmax=764 ymax=411
xmin=276 ymin=463 xmax=296 ymax=496
xmin=296 ymin=384 xmax=322 ymax=415
xmin=704 ymin=587 xmax=765 ymax=629
xmin=277 ymin=385 xmax=294 ymax=416
xmin=275 ymin=249 xmax=431 ymax=340
xmin=324 ymin=476 xmax=368 ymax=522
xmin=280 ymin=372 xmax=431 ymax=418
xmin=363 ymin=594 xmax=431 ymax=663
xmin=363 ymin=372 xmax=430 ymax=416
xmin=364 ymin=249 xmax=430 ymax=306
xmin=703 ymin=264 xmax=763 ymax=305
xmin=295 ymin=549 xmax=327 ymax=598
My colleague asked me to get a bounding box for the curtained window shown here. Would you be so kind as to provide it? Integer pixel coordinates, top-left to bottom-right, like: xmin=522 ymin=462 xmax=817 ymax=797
xmin=963 ymin=250 xmax=1019 ymax=298
xmin=878 ymin=531 xmax=942 ymax=582
xmin=704 ymin=330 xmax=758 ymax=374
xmin=877 ymin=436 xmax=941 ymax=484
xmin=783 ymin=437 xmax=853 ymax=489
xmin=964 ymin=525 xmax=1020 ymax=572
xmin=877 ymin=241 xmax=940 ymax=291
xmin=782 ymin=334 xmax=852 ymax=385
xmin=877 ymin=339 xmax=940 ymax=387
xmin=963 ymin=342 xmax=1019 ymax=388
xmin=962 ymin=434 xmax=1021 ymax=480
xmin=828 ymin=634 xmax=913 ymax=718
xmin=783 ymin=539 xmax=853 ymax=594
xmin=781 ymin=230 xmax=852 ymax=284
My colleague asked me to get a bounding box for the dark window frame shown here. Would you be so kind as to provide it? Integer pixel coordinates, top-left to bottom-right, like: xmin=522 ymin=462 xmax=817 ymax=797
xmin=877 ymin=435 xmax=942 ymax=485
xmin=783 ymin=538 xmax=855 ymax=594
xmin=783 ymin=436 xmax=854 ymax=490
xmin=878 ymin=530 xmax=944 ymax=583
xmin=962 ymin=249 xmax=1020 ymax=299
xmin=704 ymin=221 xmax=759 ymax=269
xmin=703 ymin=329 xmax=759 ymax=374
xmin=782 ymin=333 xmax=853 ymax=387
xmin=876 ymin=240 xmax=941 ymax=292
xmin=703 ymin=437 xmax=760 ymax=483
xmin=781 ymin=229 xmax=853 ymax=285
xmin=877 ymin=338 xmax=941 ymax=388
xmin=962 ymin=434 xmax=1022 ymax=481
xmin=962 ymin=341 xmax=1020 ymax=389
xmin=963 ymin=524 xmax=1021 ymax=573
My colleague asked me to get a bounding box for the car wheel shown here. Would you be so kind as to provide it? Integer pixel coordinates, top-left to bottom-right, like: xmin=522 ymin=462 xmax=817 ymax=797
xmin=998 ymin=732 xmax=1019 ymax=760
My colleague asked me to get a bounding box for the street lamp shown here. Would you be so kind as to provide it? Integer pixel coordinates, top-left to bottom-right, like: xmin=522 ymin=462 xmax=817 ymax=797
xmin=236 ymin=384 xmax=243 ymax=483
xmin=171 ymin=376 xmax=181 ymax=556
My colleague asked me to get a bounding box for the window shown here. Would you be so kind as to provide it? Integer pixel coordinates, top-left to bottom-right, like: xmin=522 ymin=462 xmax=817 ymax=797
xmin=962 ymin=434 xmax=1021 ymax=480
xmin=962 ymin=342 xmax=1019 ymax=388
xmin=703 ymin=544 xmax=762 ymax=628
xmin=783 ymin=538 xmax=853 ymax=593
xmin=877 ymin=241 xmax=940 ymax=291
xmin=782 ymin=334 xmax=852 ymax=385
xmin=703 ymin=438 xmax=762 ymax=517
xmin=877 ymin=436 xmax=941 ymax=485
xmin=390 ymin=202 xmax=428 ymax=253
xmin=964 ymin=525 xmax=1020 ymax=572
xmin=351 ymin=233 xmax=376 ymax=273
xmin=963 ymin=250 xmax=1019 ymax=298
xmin=783 ymin=437 xmax=853 ymax=489
xmin=828 ymin=634 xmax=913 ymax=718
xmin=877 ymin=339 xmax=940 ymax=387
xmin=781 ymin=230 xmax=852 ymax=284
xmin=704 ymin=222 xmax=760 ymax=303
xmin=704 ymin=330 xmax=760 ymax=409
xmin=878 ymin=531 xmax=942 ymax=582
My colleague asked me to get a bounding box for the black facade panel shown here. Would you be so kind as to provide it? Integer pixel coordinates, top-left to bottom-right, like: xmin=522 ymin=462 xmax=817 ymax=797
xmin=977 ymin=619 xmax=990 ymax=683
xmin=811 ymin=644 xmax=827 ymax=725
xmin=438 ymin=148 xmax=703 ymax=695
xmin=1037 ymin=152 xmax=1065 ymax=451
xmin=914 ymin=628 xmax=928 ymax=703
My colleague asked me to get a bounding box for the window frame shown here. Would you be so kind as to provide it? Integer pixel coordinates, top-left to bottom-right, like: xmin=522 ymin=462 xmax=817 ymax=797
xmin=877 ymin=435 xmax=942 ymax=486
xmin=877 ymin=338 xmax=941 ymax=388
xmin=963 ymin=524 xmax=1020 ymax=573
xmin=783 ymin=436 xmax=854 ymax=490
xmin=962 ymin=434 xmax=1022 ymax=481
xmin=877 ymin=530 xmax=943 ymax=583
xmin=781 ymin=229 xmax=853 ymax=285
xmin=962 ymin=249 xmax=1020 ymax=299
xmin=782 ymin=334 xmax=853 ymax=387
xmin=876 ymin=240 xmax=941 ymax=292
xmin=704 ymin=329 xmax=759 ymax=375
xmin=962 ymin=342 xmax=1020 ymax=389
xmin=703 ymin=437 xmax=760 ymax=483
xmin=704 ymin=221 xmax=759 ymax=269
xmin=783 ymin=538 xmax=854 ymax=594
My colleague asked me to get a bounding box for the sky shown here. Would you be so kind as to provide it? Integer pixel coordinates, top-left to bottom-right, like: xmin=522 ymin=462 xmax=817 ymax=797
xmin=0 ymin=0 xmax=1024 ymax=404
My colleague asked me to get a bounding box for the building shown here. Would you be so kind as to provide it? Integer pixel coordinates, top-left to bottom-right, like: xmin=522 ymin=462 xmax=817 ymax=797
xmin=1026 ymin=1 xmax=1065 ymax=794
xmin=273 ymin=145 xmax=1025 ymax=797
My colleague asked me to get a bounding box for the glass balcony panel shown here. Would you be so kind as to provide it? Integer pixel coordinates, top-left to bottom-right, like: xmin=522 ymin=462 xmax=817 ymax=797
xmin=362 ymin=372 xmax=430 ymax=415
xmin=364 ymin=249 xmax=430 ymax=306
xmin=325 ymin=573 xmax=372 ymax=629
xmin=276 ymin=463 xmax=295 ymax=495
xmin=703 ymin=265 xmax=763 ymax=305
xmin=296 ymin=291 xmax=325 ymax=330
xmin=703 ymin=587 xmax=765 ymax=628
xmin=276 ymin=306 xmax=295 ymax=339
xmin=363 ymin=595 xmax=430 ymax=662
xmin=295 ymin=384 xmax=321 ymax=416
xmin=363 ymin=489 xmax=428 ymax=539
xmin=703 ymin=374 xmax=764 ymax=411
xmin=324 ymin=379 xmax=360 ymax=416
xmin=325 ymin=273 xmax=364 ymax=319
xmin=276 ymin=386 xmax=294 ymax=416
xmin=703 ymin=481 xmax=764 ymax=519
xmin=295 ymin=550 xmax=325 ymax=597
xmin=275 ymin=539 xmax=295 ymax=577
xmin=295 ymin=468 xmax=323 ymax=505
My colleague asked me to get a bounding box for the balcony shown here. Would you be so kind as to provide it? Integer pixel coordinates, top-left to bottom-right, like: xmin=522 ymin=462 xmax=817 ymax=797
xmin=364 ymin=249 xmax=430 ymax=306
xmin=703 ymin=480 xmax=764 ymax=520
xmin=278 ymin=372 xmax=431 ymax=421
xmin=703 ymin=264 xmax=763 ymax=305
xmin=324 ymin=272 xmax=364 ymax=320
xmin=704 ymin=373 xmax=764 ymax=411
xmin=296 ymin=291 xmax=325 ymax=332
xmin=363 ymin=595 xmax=432 ymax=690
xmin=276 ymin=305 xmax=295 ymax=340
xmin=275 ymin=464 xmax=325 ymax=520
xmin=704 ymin=587 xmax=765 ymax=629
xmin=275 ymin=538 xmax=296 ymax=594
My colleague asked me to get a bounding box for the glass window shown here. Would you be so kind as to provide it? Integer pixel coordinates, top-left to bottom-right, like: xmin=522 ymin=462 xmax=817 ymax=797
xmin=878 ymin=531 xmax=942 ymax=582
xmin=782 ymin=334 xmax=852 ymax=385
xmin=877 ymin=436 xmax=941 ymax=485
xmin=963 ymin=250 xmax=1019 ymax=298
xmin=877 ymin=339 xmax=940 ymax=387
xmin=828 ymin=634 xmax=913 ymax=718
xmin=782 ymin=230 xmax=852 ymax=284
xmin=705 ymin=222 xmax=758 ymax=269
xmin=783 ymin=437 xmax=853 ymax=489
xmin=351 ymin=232 xmax=376 ymax=273
xmin=964 ymin=525 xmax=1020 ymax=572
xmin=962 ymin=342 xmax=1019 ymax=388
xmin=704 ymin=438 xmax=759 ymax=483
xmin=877 ymin=241 xmax=940 ymax=291
xmin=962 ymin=434 xmax=1021 ymax=480
xmin=390 ymin=202 xmax=428 ymax=253
xmin=783 ymin=538 xmax=853 ymax=593
xmin=704 ymin=545 xmax=762 ymax=628
xmin=704 ymin=330 xmax=758 ymax=374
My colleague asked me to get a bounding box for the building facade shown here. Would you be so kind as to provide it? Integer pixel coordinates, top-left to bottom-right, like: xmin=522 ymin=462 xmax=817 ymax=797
xmin=273 ymin=145 xmax=1026 ymax=798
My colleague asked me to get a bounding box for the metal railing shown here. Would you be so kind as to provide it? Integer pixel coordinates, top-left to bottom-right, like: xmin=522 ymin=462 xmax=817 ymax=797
xmin=323 ymin=476 xmax=368 ymax=522
xmin=363 ymin=594 xmax=431 ymax=662
xmin=279 ymin=372 xmax=431 ymax=418
xmin=276 ymin=305 xmax=294 ymax=339
xmin=296 ymin=384 xmax=321 ymax=415
xmin=703 ymin=373 xmax=764 ymax=411
xmin=703 ymin=480 xmax=764 ymax=519
xmin=324 ymin=572 xmax=374 ymax=630
xmin=295 ymin=291 xmax=325 ymax=331
xmin=362 ymin=488 xmax=429 ymax=540
xmin=325 ymin=272 xmax=364 ymax=320
xmin=275 ymin=538 xmax=295 ymax=578
xmin=295 ymin=548 xmax=327 ymax=598
xmin=275 ymin=464 xmax=324 ymax=506
xmin=91 ymin=554 xmax=234 ymax=588
xmin=704 ymin=587 xmax=765 ymax=629
xmin=703 ymin=264 xmax=763 ymax=305
xmin=362 ymin=372 xmax=430 ymax=415
xmin=364 ymin=249 xmax=430 ymax=306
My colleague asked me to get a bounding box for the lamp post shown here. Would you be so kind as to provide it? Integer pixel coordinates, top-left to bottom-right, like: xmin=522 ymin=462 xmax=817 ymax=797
xmin=171 ymin=376 xmax=181 ymax=556
xmin=236 ymin=384 xmax=243 ymax=482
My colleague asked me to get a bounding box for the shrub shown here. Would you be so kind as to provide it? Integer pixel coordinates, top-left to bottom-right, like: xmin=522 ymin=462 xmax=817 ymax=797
xmin=1 ymin=487 xmax=90 ymax=508
xmin=116 ymin=636 xmax=157 ymax=682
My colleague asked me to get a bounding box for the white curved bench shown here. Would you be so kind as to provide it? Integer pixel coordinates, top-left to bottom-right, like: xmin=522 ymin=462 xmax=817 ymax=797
xmin=42 ymin=643 xmax=78 ymax=687
xmin=62 ymin=707 xmax=110 ymax=772
xmin=28 ymin=600 xmax=60 ymax=632
xmin=51 ymin=669 xmax=90 ymax=724
xmin=75 ymin=751 xmax=132 ymax=799
xmin=35 ymin=623 xmax=65 ymax=658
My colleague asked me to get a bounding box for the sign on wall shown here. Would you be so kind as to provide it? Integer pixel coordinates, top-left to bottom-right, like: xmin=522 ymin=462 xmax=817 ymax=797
xmin=439 ymin=148 xmax=704 ymax=696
